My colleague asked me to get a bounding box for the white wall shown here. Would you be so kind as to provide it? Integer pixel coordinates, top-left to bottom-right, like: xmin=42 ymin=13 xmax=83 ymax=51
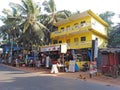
xmin=91 ymin=18 xmax=107 ymax=36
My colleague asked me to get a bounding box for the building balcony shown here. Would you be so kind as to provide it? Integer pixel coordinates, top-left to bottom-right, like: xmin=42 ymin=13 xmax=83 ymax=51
xmin=67 ymin=41 xmax=92 ymax=49
xmin=51 ymin=23 xmax=91 ymax=38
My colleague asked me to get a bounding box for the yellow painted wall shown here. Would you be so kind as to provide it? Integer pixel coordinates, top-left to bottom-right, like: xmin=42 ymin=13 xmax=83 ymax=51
xmin=53 ymin=32 xmax=92 ymax=43
xmin=58 ymin=16 xmax=91 ymax=31
xmin=52 ymin=32 xmax=92 ymax=49
xmin=92 ymin=34 xmax=107 ymax=48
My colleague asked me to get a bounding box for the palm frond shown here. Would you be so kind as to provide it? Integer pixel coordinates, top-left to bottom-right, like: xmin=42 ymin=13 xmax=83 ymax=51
xmin=36 ymin=22 xmax=49 ymax=32
xmin=22 ymin=20 xmax=30 ymax=33
xmin=2 ymin=8 xmax=12 ymax=16
xmin=48 ymin=0 xmax=56 ymax=12
xmin=9 ymin=2 xmax=27 ymax=15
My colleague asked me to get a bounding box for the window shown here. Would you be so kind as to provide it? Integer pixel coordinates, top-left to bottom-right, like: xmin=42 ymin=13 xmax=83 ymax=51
xmin=59 ymin=41 xmax=62 ymax=43
xmin=81 ymin=36 xmax=86 ymax=41
xmin=61 ymin=27 xmax=64 ymax=31
xmin=81 ymin=21 xmax=86 ymax=26
xmin=53 ymin=40 xmax=58 ymax=44
xmin=66 ymin=25 xmax=70 ymax=30
xmin=74 ymin=23 xmax=79 ymax=28
xmin=66 ymin=39 xmax=70 ymax=43
xmin=74 ymin=38 xmax=78 ymax=42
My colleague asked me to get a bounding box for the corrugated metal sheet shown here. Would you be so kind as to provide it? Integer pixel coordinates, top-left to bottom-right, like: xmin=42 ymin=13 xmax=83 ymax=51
xmin=101 ymin=53 xmax=109 ymax=66
xmin=108 ymin=53 xmax=119 ymax=65
xmin=100 ymin=48 xmax=120 ymax=53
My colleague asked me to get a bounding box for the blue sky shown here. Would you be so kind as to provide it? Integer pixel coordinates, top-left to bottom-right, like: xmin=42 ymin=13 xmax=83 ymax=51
xmin=0 ymin=0 xmax=120 ymax=26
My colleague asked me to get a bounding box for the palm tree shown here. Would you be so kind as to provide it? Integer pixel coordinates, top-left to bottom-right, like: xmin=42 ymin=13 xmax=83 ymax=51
xmin=8 ymin=0 xmax=49 ymax=48
xmin=0 ymin=7 xmax=21 ymax=43
xmin=0 ymin=7 xmax=22 ymax=63
xmin=42 ymin=0 xmax=72 ymax=24
xmin=42 ymin=0 xmax=73 ymax=44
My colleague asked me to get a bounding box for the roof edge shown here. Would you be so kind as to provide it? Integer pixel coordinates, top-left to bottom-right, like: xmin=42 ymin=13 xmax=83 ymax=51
xmin=87 ymin=10 xmax=109 ymax=27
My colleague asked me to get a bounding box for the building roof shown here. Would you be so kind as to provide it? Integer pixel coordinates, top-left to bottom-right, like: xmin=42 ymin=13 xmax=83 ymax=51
xmin=54 ymin=10 xmax=109 ymax=27
xmin=100 ymin=48 xmax=120 ymax=53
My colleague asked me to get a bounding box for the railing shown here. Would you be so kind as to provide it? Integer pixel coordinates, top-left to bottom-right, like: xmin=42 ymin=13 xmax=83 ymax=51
xmin=67 ymin=41 xmax=92 ymax=49
xmin=40 ymin=41 xmax=92 ymax=51
xmin=51 ymin=23 xmax=91 ymax=37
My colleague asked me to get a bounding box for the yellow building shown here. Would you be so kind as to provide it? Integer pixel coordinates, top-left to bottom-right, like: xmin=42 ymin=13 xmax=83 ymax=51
xmin=50 ymin=10 xmax=108 ymax=50
xmin=41 ymin=10 xmax=109 ymax=69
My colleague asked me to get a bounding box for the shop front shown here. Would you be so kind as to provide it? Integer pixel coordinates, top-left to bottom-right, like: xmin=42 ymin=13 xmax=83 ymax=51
xmin=40 ymin=43 xmax=67 ymax=72
xmin=40 ymin=43 xmax=93 ymax=73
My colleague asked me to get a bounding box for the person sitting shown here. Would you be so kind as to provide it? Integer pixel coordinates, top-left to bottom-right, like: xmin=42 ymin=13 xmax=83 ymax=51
xmin=82 ymin=62 xmax=89 ymax=72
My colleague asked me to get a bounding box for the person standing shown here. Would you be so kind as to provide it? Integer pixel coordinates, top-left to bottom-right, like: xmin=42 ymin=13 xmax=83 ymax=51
xmin=15 ymin=57 xmax=19 ymax=67
xmin=46 ymin=54 xmax=50 ymax=68
xmin=25 ymin=54 xmax=28 ymax=66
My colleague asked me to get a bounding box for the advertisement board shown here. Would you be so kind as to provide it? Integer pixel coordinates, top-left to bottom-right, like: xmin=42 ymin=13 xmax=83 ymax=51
xmin=0 ymin=48 xmax=3 ymax=54
xmin=41 ymin=46 xmax=60 ymax=52
xmin=94 ymin=38 xmax=98 ymax=58
xmin=60 ymin=44 xmax=67 ymax=53
xmin=40 ymin=43 xmax=67 ymax=53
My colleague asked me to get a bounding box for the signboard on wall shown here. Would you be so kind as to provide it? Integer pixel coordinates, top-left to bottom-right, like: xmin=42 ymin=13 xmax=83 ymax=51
xmin=0 ymin=48 xmax=3 ymax=54
xmin=41 ymin=45 xmax=60 ymax=52
xmin=94 ymin=38 xmax=98 ymax=58
xmin=92 ymin=38 xmax=98 ymax=60
xmin=60 ymin=44 xmax=67 ymax=53
xmin=40 ymin=43 xmax=67 ymax=53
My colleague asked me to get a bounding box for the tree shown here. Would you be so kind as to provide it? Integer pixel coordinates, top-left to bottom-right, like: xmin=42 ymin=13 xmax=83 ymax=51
xmin=42 ymin=0 xmax=72 ymax=24
xmin=99 ymin=11 xmax=115 ymax=34
xmin=0 ymin=7 xmax=21 ymax=43
xmin=42 ymin=0 xmax=73 ymax=44
xmin=99 ymin=11 xmax=115 ymax=26
xmin=99 ymin=11 xmax=115 ymax=47
xmin=109 ymin=23 xmax=120 ymax=47
xmin=8 ymin=0 xmax=49 ymax=49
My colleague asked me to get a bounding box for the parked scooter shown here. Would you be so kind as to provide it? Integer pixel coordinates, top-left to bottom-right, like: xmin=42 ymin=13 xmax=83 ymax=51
xmin=82 ymin=63 xmax=89 ymax=72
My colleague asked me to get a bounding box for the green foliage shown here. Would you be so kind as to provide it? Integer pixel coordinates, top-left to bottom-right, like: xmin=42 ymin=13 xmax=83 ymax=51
xmin=99 ymin=11 xmax=115 ymax=26
xmin=99 ymin=11 xmax=116 ymax=47
xmin=108 ymin=23 xmax=120 ymax=47
xmin=0 ymin=0 xmax=49 ymax=50
xmin=43 ymin=0 xmax=56 ymax=13
xmin=0 ymin=0 xmax=81 ymax=48
xmin=0 ymin=6 xmax=22 ymax=43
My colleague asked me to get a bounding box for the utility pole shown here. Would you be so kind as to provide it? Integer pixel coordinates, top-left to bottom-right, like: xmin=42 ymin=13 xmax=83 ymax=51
xmin=10 ymin=36 xmax=13 ymax=64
